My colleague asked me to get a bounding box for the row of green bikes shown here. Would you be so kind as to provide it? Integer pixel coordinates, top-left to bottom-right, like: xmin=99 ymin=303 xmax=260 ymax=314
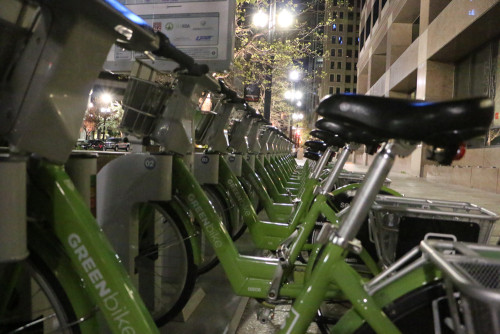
xmin=1 ymin=1 xmax=500 ymax=333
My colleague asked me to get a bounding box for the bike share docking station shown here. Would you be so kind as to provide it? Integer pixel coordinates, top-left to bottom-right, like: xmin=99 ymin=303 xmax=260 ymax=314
xmin=95 ymin=1 xmax=248 ymax=330
xmin=0 ymin=155 xmax=28 ymax=263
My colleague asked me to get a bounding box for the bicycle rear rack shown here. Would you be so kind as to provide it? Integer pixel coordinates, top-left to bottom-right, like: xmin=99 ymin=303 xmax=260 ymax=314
xmin=421 ymin=240 xmax=500 ymax=334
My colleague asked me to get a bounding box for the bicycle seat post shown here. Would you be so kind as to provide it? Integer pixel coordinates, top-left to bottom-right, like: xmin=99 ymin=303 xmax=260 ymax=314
xmin=319 ymin=143 xmax=359 ymax=195
xmin=310 ymin=147 xmax=334 ymax=180
xmin=334 ymin=140 xmax=416 ymax=246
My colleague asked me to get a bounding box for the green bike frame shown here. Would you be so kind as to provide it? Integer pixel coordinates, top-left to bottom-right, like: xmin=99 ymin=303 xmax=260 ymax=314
xmin=254 ymin=157 xmax=293 ymax=203
xmin=172 ymin=156 xmax=344 ymax=299
xmin=278 ymin=241 xmax=442 ymax=334
xmin=27 ymin=161 xmax=159 ymax=333
xmin=172 ymin=155 xmax=442 ymax=334
xmin=223 ymin=156 xmax=398 ymax=270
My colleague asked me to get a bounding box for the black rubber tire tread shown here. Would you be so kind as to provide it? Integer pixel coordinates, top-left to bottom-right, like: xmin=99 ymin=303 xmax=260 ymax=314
xmin=149 ymin=203 xmax=198 ymax=326
xmin=6 ymin=253 xmax=82 ymax=333
xmin=354 ymin=281 xmax=448 ymax=334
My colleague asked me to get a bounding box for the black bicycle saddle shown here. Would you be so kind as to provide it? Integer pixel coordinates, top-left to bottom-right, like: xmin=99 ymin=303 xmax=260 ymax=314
xmin=316 ymin=94 xmax=494 ymax=146
xmin=304 ymin=150 xmax=321 ymax=161
xmin=304 ymin=140 xmax=327 ymax=152
xmin=315 ymin=118 xmax=386 ymax=146
xmin=309 ymin=129 xmax=346 ymax=148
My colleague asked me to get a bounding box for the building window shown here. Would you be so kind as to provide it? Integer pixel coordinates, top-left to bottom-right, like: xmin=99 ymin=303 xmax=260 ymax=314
xmin=348 ymin=24 xmax=353 ymax=33
xmin=346 ymin=62 xmax=352 ymax=70
xmin=339 ymin=11 xmax=344 ymax=19
xmin=330 ymin=49 xmax=335 ymax=56
xmin=333 ymin=0 xmax=338 ymax=5
xmin=339 ymin=24 xmax=344 ymax=32
xmin=336 ymin=74 xmax=341 ymax=82
xmin=337 ymin=61 xmax=342 ymax=69
xmin=332 ymin=11 xmax=337 ymax=19
xmin=329 ymin=74 xmax=334 ymax=82
xmin=347 ymin=37 xmax=353 ymax=45
xmin=355 ymin=50 xmax=359 ymax=58
xmin=330 ymin=61 xmax=335 ymax=69
xmin=346 ymin=75 xmax=351 ymax=83
xmin=348 ymin=12 xmax=354 ymax=20
xmin=329 ymin=86 xmax=334 ymax=94
xmin=332 ymin=35 xmax=336 ymax=44
xmin=347 ymin=49 xmax=353 ymax=57
xmin=354 ymin=75 xmax=357 ymax=83
xmin=345 ymin=88 xmax=351 ymax=93
xmin=338 ymin=49 xmax=343 ymax=57
xmin=336 ymin=87 xmax=341 ymax=94
xmin=332 ymin=23 xmax=337 ymax=31
xmin=338 ymin=36 xmax=343 ymax=44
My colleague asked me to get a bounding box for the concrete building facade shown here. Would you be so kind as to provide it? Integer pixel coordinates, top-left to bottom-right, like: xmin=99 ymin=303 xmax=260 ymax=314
xmin=320 ymin=0 xmax=361 ymax=98
xmin=354 ymin=0 xmax=500 ymax=193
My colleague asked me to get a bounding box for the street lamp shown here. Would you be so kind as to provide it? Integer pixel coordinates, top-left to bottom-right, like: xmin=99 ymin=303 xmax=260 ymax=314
xmin=289 ymin=69 xmax=300 ymax=82
xmin=252 ymin=3 xmax=295 ymax=122
xmin=98 ymin=92 xmax=114 ymax=140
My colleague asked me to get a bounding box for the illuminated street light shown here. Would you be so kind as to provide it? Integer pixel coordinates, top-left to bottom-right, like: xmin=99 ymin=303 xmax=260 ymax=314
xmin=294 ymin=90 xmax=303 ymax=101
xmin=253 ymin=10 xmax=269 ymax=28
xmin=296 ymin=101 xmax=302 ymax=107
xmin=277 ymin=9 xmax=294 ymax=28
xmin=100 ymin=93 xmax=113 ymax=105
xmin=292 ymin=112 xmax=304 ymax=121
xmin=289 ymin=70 xmax=300 ymax=82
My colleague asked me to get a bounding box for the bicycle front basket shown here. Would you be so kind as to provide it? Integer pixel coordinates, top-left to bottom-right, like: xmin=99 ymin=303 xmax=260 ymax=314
xmin=120 ymin=61 xmax=172 ymax=137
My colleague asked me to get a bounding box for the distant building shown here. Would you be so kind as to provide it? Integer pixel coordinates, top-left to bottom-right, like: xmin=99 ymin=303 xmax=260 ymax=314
xmin=320 ymin=0 xmax=361 ymax=99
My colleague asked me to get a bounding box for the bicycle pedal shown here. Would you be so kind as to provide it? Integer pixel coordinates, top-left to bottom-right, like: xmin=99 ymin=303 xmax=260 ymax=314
xmin=257 ymin=306 xmax=275 ymax=324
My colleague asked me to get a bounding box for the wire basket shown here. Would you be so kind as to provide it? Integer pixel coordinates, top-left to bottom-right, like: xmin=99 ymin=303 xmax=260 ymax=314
xmin=369 ymin=195 xmax=498 ymax=267
xmin=120 ymin=61 xmax=172 ymax=137
xmin=421 ymin=241 xmax=500 ymax=334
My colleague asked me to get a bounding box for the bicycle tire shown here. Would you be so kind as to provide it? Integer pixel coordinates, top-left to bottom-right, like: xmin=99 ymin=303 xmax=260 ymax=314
xmin=135 ymin=203 xmax=197 ymax=326
xmin=316 ymin=281 xmax=446 ymax=334
xmin=0 ymin=254 xmax=81 ymax=334
xmin=196 ymin=185 xmax=233 ymax=275
xmin=353 ymin=281 xmax=450 ymax=334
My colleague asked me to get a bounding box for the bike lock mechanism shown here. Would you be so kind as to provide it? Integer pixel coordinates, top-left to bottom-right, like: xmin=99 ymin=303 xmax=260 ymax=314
xmin=0 ymin=155 xmax=28 ymax=262
xmin=65 ymin=152 xmax=98 ymax=214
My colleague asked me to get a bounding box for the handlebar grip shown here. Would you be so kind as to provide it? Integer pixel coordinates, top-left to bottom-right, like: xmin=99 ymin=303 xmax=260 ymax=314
xmin=152 ymin=32 xmax=209 ymax=76
xmin=219 ymin=80 xmax=246 ymax=104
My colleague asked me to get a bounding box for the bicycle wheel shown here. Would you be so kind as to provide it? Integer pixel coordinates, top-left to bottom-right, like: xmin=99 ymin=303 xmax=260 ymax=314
xmin=353 ymin=281 xmax=450 ymax=334
xmin=0 ymin=255 xmax=80 ymax=333
xmin=196 ymin=185 xmax=233 ymax=275
xmin=135 ymin=203 xmax=197 ymax=327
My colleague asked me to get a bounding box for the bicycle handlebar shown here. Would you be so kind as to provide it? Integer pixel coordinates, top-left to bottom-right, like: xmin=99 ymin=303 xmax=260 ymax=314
xmin=152 ymin=31 xmax=209 ymax=76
